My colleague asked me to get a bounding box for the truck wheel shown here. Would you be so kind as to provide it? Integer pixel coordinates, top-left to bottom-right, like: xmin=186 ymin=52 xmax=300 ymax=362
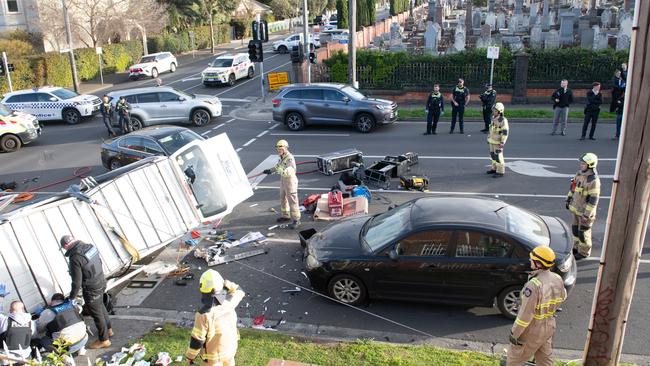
xmin=0 ymin=134 xmax=22 ymax=152
xmin=62 ymin=108 xmax=81 ymax=125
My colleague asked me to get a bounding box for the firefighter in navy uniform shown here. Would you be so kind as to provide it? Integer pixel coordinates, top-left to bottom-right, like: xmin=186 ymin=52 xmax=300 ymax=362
xmin=566 ymin=153 xmax=600 ymax=260
xmin=60 ymin=235 xmax=113 ymax=349
xmin=186 ymin=270 xmax=245 ymax=366
xmin=507 ymin=246 xmax=567 ymax=366
xmin=486 ymin=102 xmax=509 ymax=178
xmin=37 ymin=293 xmax=88 ymax=353
xmin=449 ymin=78 xmax=470 ymax=134
xmin=479 ymin=84 xmax=497 ymax=133
xmin=423 ymin=83 xmax=444 ymax=135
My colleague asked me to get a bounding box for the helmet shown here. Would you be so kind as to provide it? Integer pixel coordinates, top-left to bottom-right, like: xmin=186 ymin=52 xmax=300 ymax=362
xmin=60 ymin=235 xmax=76 ymax=249
xmin=580 ymin=153 xmax=598 ymax=169
xmin=530 ymin=246 xmax=556 ymax=268
xmin=199 ymin=269 xmax=224 ymax=294
xmin=276 ymin=139 xmax=289 ymax=148
xmin=493 ymin=102 xmax=505 ymax=113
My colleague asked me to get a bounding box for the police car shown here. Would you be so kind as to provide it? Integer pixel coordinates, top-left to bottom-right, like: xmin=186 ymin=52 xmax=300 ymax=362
xmin=0 ymin=103 xmax=41 ymax=152
xmin=201 ymin=53 xmax=255 ymax=87
xmin=1 ymin=87 xmax=102 ymax=125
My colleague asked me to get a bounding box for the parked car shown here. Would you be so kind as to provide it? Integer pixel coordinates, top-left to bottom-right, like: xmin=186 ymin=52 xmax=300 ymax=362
xmin=201 ymin=53 xmax=255 ymax=87
xmin=128 ymin=52 xmax=177 ymax=79
xmin=301 ymin=196 xmax=577 ymax=319
xmin=0 ymin=103 xmax=41 ymax=152
xmin=272 ymin=33 xmax=319 ymax=54
xmin=1 ymin=87 xmax=101 ymax=124
xmin=106 ymin=87 xmax=222 ymax=129
xmin=100 ymin=125 xmax=204 ymax=170
xmin=272 ymin=83 xmax=398 ymax=133
xmin=318 ymin=28 xmax=350 ymax=45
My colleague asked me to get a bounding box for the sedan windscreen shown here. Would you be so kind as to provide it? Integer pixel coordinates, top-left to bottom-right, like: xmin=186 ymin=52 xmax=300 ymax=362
xmin=158 ymin=130 xmax=203 ymax=154
xmin=363 ymin=202 xmax=413 ymax=251
xmin=210 ymin=59 xmax=233 ymax=67
xmin=503 ymin=206 xmax=550 ymax=246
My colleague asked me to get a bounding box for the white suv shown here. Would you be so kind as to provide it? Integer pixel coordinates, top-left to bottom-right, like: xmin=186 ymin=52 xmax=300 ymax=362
xmin=1 ymin=87 xmax=101 ymax=124
xmin=272 ymin=33 xmax=319 ymax=54
xmin=202 ymin=53 xmax=255 ymax=87
xmin=106 ymin=86 xmax=222 ymax=128
xmin=128 ymin=52 xmax=178 ymax=80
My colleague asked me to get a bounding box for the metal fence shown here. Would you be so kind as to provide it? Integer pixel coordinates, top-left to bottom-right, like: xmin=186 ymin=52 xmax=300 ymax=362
xmin=527 ymin=60 xmax=619 ymax=85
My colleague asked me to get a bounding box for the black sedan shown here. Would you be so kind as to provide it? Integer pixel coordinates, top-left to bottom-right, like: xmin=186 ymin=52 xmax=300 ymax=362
xmin=100 ymin=125 xmax=204 ymax=170
xmin=301 ymin=196 xmax=577 ymax=319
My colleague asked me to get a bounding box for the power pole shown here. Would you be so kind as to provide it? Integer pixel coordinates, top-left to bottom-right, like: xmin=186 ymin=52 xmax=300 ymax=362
xmin=348 ymin=0 xmax=357 ymax=87
xmin=61 ymin=0 xmax=79 ymax=93
xmin=583 ymin=1 xmax=648 ymax=365
xmin=302 ymin=0 xmax=310 ymax=83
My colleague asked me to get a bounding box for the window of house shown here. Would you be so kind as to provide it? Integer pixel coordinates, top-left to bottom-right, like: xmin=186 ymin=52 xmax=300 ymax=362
xmin=6 ymin=0 xmax=19 ymax=13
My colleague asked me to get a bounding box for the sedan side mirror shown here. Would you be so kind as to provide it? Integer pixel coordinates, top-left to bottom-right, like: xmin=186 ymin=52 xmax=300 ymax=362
xmin=178 ymin=97 xmax=186 ymax=102
xmin=388 ymin=249 xmax=398 ymax=261
xmin=342 ymin=96 xmax=350 ymax=103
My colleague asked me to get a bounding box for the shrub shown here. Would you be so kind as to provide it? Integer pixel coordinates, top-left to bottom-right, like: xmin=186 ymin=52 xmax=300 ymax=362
xmin=0 ymin=39 xmax=35 ymax=58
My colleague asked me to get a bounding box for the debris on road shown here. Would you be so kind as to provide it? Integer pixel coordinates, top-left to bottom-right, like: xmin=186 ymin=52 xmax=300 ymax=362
xmin=144 ymin=262 xmax=178 ymax=276
xmin=282 ymin=287 xmax=301 ymax=293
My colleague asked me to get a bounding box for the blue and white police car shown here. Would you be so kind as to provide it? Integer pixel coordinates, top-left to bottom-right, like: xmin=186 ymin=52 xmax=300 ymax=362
xmin=1 ymin=87 xmax=102 ymax=124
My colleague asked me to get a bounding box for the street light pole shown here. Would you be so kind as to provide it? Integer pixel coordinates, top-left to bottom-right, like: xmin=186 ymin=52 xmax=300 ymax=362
xmin=61 ymin=0 xmax=79 ymax=92
xmin=348 ymin=0 xmax=357 ymax=87
xmin=302 ymin=0 xmax=310 ymax=83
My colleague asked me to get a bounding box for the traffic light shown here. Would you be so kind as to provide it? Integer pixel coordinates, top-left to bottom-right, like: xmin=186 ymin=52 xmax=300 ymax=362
xmin=251 ymin=20 xmax=268 ymax=42
xmin=309 ymin=52 xmax=316 ymax=64
xmin=291 ymin=43 xmax=304 ymax=63
xmin=248 ymin=40 xmax=263 ymax=62
xmin=251 ymin=21 xmax=259 ymax=41
xmin=8 ymin=64 xmax=14 ymax=72
xmin=0 ymin=63 xmax=4 ymax=77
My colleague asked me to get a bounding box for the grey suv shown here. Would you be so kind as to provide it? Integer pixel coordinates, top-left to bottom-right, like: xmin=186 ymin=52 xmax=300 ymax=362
xmin=272 ymin=83 xmax=398 ymax=133
xmin=106 ymin=87 xmax=222 ymax=129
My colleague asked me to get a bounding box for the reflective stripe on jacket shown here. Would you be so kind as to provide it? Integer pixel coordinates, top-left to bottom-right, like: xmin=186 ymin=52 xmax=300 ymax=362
xmin=273 ymin=152 xmax=297 ymax=180
xmin=567 ymin=170 xmax=600 ymax=219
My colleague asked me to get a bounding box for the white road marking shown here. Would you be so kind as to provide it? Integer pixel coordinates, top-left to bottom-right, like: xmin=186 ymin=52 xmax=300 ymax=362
xmin=200 ymin=131 xmax=211 ymax=136
xmin=583 ymin=257 xmax=650 ymax=264
xmin=243 ymin=138 xmax=256 ymax=147
xmin=292 ymin=154 xmax=617 ymax=161
xmin=214 ymin=61 xmax=292 ymax=97
xmin=270 ymin=133 xmax=350 ymax=137
xmin=269 ymin=123 xmax=280 ymax=130
xmin=257 ymin=130 xmax=269 ymax=138
xmin=508 ymin=161 xmax=614 ymax=179
xmin=181 ymin=76 xmax=202 ymax=82
xmin=224 ymin=118 xmax=235 ymax=124
xmin=246 ymin=155 xmax=277 ymax=189
xmin=219 ymin=98 xmax=251 ymax=103
xmin=211 ymin=124 xmax=224 ymax=130
xmin=236 ymin=147 xmax=243 ymax=152
xmin=254 ymin=185 xmax=612 ymax=200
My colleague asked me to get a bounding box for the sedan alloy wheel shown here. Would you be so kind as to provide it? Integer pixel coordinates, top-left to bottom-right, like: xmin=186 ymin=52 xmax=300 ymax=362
xmin=328 ymin=274 xmax=367 ymax=305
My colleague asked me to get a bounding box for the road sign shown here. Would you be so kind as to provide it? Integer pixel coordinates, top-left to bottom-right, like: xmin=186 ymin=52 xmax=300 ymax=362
xmin=95 ymin=47 xmax=102 ymax=54
xmin=487 ymin=46 xmax=500 ymax=59
xmin=267 ymin=72 xmax=290 ymax=91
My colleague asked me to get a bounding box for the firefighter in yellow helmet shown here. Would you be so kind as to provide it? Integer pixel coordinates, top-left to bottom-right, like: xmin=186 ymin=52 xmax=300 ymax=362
xmin=263 ymin=139 xmax=301 ymax=229
xmin=507 ymin=246 xmax=567 ymax=366
xmin=186 ymin=270 xmax=245 ymax=366
xmin=486 ymin=102 xmax=509 ymax=178
xmin=566 ymin=153 xmax=600 ymax=260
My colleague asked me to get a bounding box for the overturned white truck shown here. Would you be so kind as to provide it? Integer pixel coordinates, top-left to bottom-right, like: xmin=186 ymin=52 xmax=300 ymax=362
xmin=0 ymin=133 xmax=252 ymax=311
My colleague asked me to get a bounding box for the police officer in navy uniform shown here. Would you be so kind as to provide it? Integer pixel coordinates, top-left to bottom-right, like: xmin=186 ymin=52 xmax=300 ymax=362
xmin=0 ymin=301 xmax=35 ymax=362
xmin=115 ymin=96 xmax=132 ymax=134
xmin=99 ymin=95 xmax=117 ymax=137
xmin=60 ymin=235 xmax=113 ymax=349
xmin=479 ymin=83 xmax=497 ymax=133
xmin=450 ymin=78 xmax=470 ymax=134
xmin=37 ymin=293 xmax=88 ymax=352
xmin=423 ymin=83 xmax=444 ymax=135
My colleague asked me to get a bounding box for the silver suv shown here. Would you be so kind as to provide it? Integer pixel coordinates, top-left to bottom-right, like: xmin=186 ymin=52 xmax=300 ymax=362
xmin=272 ymin=83 xmax=397 ymax=133
xmin=106 ymin=87 xmax=222 ymax=129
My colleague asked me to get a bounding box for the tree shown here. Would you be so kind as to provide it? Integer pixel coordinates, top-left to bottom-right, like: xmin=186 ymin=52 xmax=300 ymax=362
xmin=269 ymin=0 xmax=299 ymax=19
xmin=336 ymin=0 xmax=348 ymax=29
xmin=69 ymin=0 xmax=129 ymax=48
xmin=194 ymin=0 xmax=237 ymax=53
xmin=326 ymin=0 xmax=336 ymax=11
xmin=356 ymin=0 xmax=366 ymax=30
xmin=367 ymin=0 xmax=375 ymax=25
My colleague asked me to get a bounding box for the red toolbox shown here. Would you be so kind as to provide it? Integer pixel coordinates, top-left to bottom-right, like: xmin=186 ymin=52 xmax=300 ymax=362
xmin=328 ymin=190 xmax=343 ymax=217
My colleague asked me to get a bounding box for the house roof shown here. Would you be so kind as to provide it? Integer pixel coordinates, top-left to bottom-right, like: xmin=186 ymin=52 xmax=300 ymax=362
xmin=234 ymin=0 xmax=272 ymax=17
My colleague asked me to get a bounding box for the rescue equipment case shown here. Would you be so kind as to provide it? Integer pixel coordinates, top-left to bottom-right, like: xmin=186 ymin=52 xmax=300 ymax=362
xmin=400 ymin=175 xmax=429 ymax=191
xmin=317 ymin=149 xmax=364 ymax=176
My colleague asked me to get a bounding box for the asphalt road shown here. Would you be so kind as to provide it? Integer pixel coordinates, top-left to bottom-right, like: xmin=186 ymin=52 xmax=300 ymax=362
xmin=1 ymin=54 xmax=649 ymax=360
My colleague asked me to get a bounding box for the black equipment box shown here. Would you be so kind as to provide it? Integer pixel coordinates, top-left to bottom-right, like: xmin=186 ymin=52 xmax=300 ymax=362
xmin=317 ymin=149 xmax=364 ymax=176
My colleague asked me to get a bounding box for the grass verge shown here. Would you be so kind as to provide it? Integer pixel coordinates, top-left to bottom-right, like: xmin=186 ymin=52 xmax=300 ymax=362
xmin=397 ymin=108 xmax=617 ymax=120
xmin=139 ymin=324 xmax=500 ymax=366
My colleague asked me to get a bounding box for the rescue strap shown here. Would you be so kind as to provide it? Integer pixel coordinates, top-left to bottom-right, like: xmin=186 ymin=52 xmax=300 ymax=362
xmin=88 ymin=202 xmax=141 ymax=262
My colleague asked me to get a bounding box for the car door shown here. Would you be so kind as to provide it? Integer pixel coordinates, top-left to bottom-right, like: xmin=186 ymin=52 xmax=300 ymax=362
xmin=299 ymin=89 xmax=324 ymax=124
xmin=133 ymin=93 xmax=161 ymax=123
xmin=37 ymin=93 xmax=59 ymax=120
xmin=369 ymin=229 xmax=455 ymax=301
xmin=311 ymin=89 xmax=349 ymax=124
xmin=445 ymin=229 xmax=521 ymax=305
xmin=157 ymin=92 xmax=186 ymax=122
xmin=117 ymin=136 xmax=149 ymax=165
xmin=4 ymin=94 xmax=32 ymax=116
xmin=234 ymin=56 xmax=247 ymax=79
xmin=142 ymin=137 xmax=166 ymax=156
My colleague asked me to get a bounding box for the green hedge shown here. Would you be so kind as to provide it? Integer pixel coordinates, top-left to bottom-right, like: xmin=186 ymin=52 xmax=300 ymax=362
xmin=390 ymin=0 xmax=409 ymax=16
xmin=147 ymin=25 xmax=231 ymax=54
xmin=322 ymin=48 xmax=628 ymax=90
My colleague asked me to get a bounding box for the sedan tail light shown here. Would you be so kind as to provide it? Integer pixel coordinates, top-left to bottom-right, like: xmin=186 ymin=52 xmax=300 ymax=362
xmin=272 ymin=99 xmax=281 ymax=108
